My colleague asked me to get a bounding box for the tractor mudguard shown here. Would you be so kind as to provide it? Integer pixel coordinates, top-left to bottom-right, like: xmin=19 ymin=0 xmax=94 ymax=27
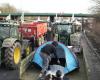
xmin=2 ymin=38 xmax=18 ymax=47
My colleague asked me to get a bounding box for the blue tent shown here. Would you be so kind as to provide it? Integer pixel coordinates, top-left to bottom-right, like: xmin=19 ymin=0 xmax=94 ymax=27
xmin=32 ymin=41 xmax=79 ymax=74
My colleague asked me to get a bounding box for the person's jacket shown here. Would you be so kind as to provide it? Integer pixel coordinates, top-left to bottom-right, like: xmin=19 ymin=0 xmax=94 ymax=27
xmin=41 ymin=44 xmax=57 ymax=58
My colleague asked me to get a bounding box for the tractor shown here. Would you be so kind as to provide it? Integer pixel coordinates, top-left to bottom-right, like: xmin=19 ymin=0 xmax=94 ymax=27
xmin=70 ymin=21 xmax=83 ymax=53
xmin=52 ymin=22 xmax=73 ymax=46
xmin=0 ymin=21 xmax=32 ymax=69
xmin=52 ymin=21 xmax=82 ymax=53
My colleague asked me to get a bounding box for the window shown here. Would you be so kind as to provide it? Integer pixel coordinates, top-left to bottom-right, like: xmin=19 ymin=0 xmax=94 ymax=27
xmin=10 ymin=27 xmax=18 ymax=38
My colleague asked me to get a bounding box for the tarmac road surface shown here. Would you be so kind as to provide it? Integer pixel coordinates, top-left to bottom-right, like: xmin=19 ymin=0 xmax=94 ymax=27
xmin=21 ymin=53 xmax=87 ymax=80
xmin=0 ymin=65 xmax=20 ymax=80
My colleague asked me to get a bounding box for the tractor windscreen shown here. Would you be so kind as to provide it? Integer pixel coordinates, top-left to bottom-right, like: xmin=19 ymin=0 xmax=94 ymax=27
xmin=57 ymin=24 xmax=72 ymax=34
xmin=0 ymin=24 xmax=10 ymax=39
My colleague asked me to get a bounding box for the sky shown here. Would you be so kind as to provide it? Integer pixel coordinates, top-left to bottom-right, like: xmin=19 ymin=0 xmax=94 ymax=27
xmin=0 ymin=0 xmax=94 ymax=13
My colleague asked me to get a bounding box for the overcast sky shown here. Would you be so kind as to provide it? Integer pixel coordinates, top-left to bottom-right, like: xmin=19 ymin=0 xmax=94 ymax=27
xmin=0 ymin=0 xmax=93 ymax=13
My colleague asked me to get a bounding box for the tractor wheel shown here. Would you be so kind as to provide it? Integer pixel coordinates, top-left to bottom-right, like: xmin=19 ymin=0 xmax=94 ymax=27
xmin=41 ymin=36 xmax=44 ymax=44
xmin=4 ymin=42 xmax=21 ymax=69
xmin=24 ymin=44 xmax=32 ymax=57
xmin=26 ymin=45 xmax=31 ymax=55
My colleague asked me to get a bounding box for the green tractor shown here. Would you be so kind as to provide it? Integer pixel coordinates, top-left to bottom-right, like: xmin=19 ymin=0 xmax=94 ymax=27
xmin=0 ymin=21 xmax=32 ymax=69
xmin=52 ymin=22 xmax=73 ymax=46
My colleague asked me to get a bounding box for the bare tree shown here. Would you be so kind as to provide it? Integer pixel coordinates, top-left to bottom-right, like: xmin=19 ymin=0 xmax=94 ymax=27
xmin=90 ymin=0 xmax=100 ymax=14
xmin=0 ymin=3 xmax=17 ymax=13
xmin=89 ymin=0 xmax=100 ymax=21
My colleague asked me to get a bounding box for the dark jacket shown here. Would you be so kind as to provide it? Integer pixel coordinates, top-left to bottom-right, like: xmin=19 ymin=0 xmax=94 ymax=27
xmin=46 ymin=31 xmax=55 ymax=41
xmin=41 ymin=44 xmax=57 ymax=58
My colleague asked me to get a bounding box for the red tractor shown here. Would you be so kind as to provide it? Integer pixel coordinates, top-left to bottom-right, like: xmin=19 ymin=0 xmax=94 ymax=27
xmin=19 ymin=22 xmax=47 ymax=47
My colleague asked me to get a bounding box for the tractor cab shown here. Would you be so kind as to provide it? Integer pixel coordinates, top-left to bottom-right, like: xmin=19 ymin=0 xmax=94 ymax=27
xmin=0 ymin=21 xmax=20 ymax=40
xmin=52 ymin=22 xmax=73 ymax=46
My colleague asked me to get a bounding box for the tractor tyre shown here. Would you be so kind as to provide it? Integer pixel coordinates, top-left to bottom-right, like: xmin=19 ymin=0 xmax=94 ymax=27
xmin=4 ymin=42 xmax=21 ymax=70
xmin=41 ymin=36 xmax=44 ymax=44
xmin=23 ymin=43 xmax=32 ymax=58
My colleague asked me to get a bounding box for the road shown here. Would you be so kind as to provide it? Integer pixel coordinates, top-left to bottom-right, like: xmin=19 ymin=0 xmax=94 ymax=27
xmin=21 ymin=53 xmax=87 ymax=80
xmin=67 ymin=53 xmax=87 ymax=80
xmin=0 ymin=40 xmax=88 ymax=80
xmin=0 ymin=64 xmax=19 ymax=80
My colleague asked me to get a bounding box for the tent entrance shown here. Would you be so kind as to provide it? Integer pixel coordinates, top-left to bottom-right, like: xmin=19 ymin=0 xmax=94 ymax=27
xmin=49 ymin=45 xmax=66 ymax=67
xmin=49 ymin=58 xmax=66 ymax=67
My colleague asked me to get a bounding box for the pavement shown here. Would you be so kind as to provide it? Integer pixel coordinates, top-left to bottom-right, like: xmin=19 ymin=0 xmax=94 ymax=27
xmin=82 ymin=35 xmax=100 ymax=80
